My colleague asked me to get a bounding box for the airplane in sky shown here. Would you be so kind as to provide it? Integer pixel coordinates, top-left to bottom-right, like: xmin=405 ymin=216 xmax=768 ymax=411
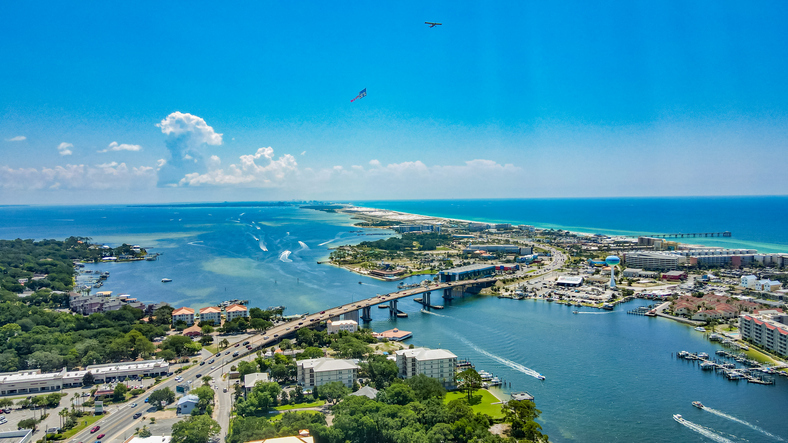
xmin=425 ymin=22 xmax=442 ymax=28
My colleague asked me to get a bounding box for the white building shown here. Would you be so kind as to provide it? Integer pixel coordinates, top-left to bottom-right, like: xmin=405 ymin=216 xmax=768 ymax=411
xmin=739 ymin=312 xmax=788 ymax=356
xmin=296 ymin=358 xmax=359 ymax=390
xmin=740 ymin=275 xmax=757 ymax=289
xmin=244 ymin=372 xmax=270 ymax=394
xmin=225 ymin=304 xmax=249 ymax=321
xmin=623 ymin=252 xmax=684 ymax=271
xmin=755 ymin=280 xmax=782 ymax=292
xmin=395 ymin=348 xmax=457 ymax=389
xmin=176 ymin=394 xmax=199 ymax=415
xmin=0 ymin=359 xmax=169 ymax=395
xmin=0 ymin=430 xmax=33 ymax=443
xmin=198 ymin=306 xmax=222 ymax=325
xmin=326 ymin=320 xmax=358 ymax=335
xmin=172 ymin=307 xmax=195 ymax=325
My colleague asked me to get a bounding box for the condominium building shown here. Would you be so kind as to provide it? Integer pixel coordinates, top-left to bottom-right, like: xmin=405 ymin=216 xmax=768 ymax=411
xmin=739 ymin=312 xmax=788 ymax=356
xmin=296 ymin=358 xmax=359 ymax=390
xmin=623 ymin=252 xmax=684 ymax=271
xmin=395 ymin=347 xmax=457 ymax=388
xmin=172 ymin=307 xmax=195 ymax=325
xmin=740 ymin=275 xmax=757 ymax=289
xmin=198 ymin=306 xmax=222 ymax=325
xmin=326 ymin=320 xmax=358 ymax=335
xmin=225 ymin=304 xmax=249 ymax=321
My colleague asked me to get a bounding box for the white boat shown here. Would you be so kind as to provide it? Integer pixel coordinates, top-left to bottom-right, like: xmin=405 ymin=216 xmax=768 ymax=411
xmin=536 ymin=374 xmax=546 ymax=380
xmin=673 ymin=414 xmax=684 ymax=423
xmin=161 ymin=278 xmax=172 ymax=283
xmin=694 ymin=326 xmax=706 ymax=332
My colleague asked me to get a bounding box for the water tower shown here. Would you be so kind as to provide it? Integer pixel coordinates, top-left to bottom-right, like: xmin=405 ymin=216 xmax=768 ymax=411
xmin=605 ymin=255 xmax=620 ymax=289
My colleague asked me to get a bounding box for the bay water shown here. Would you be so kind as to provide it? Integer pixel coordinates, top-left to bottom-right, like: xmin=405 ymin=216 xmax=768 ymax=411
xmin=1 ymin=202 xmax=786 ymax=442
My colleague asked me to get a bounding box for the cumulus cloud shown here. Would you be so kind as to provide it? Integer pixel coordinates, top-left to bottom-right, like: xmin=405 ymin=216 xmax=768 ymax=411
xmin=0 ymin=163 xmax=156 ymax=190
xmin=98 ymin=141 xmax=143 ymax=153
xmin=57 ymin=142 xmax=73 ymax=156
xmin=178 ymin=147 xmax=297 ymax=187
xmin=156 ymin=112 xmax=223 ymax=186
xmin=6 ymin=136 xmax=26 ymax=142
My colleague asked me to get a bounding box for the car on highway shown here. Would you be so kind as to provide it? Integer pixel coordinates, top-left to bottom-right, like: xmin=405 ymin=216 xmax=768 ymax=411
xmin=211 ymin=366 xmax=216 ymax=370
xmin=320 ymin=311 xmax=325 ymax=314
xmin=144 ymin=398 xmax=149 ymax=403
xmin=285 ymin=327 xmax=290 ymax=331
xmin=232 ymin=352 xmax=239 ymax=357
xmin=196 ymin=374 xmax=202 ymax=378
xmin=97 ymin=434 xmax=105 ymax=439
xmin=263 ymin=336 xmax=269 ymax=339
xmin=234 ymin=343 xmax=240 ymax=347
xmin=130 ymin=403 xmax=137 ymax=408
xmin=208 ymin=359 xmax=215 ymax=364
xmin=274 ymin=334 xmax=279 ymax=337
xmin=243 ymin=341 xmax=250 ymax=345
xmin=90 ymin=426 xmax=100 ymax=433
xmin=225 ymin=351 xmax=231 ymax=355
xmin=298 ymin=322 xmax=303 ymax=325
xmin=133 ymin=412 xmax=142 ymax=419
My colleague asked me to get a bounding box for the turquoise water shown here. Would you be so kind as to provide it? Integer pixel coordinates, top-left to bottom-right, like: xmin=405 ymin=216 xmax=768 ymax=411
xmin=358 ymin=197 xmax=788 ymax=253
xmin=1 ymin=204 xmax=786 ymax=442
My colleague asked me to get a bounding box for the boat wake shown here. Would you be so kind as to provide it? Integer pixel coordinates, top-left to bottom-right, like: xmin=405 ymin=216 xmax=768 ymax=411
xmin=298 ymin=241 xmax=309 ymax=249
xmin=279 ymin=250 xmax=292 ymax=262
xmin=420 ymin=310 xmax=446 ymax=317
xmin=187 ymin=240 xmax=205 ymax=246
xmin=318 ymin=240 xmax=332 ymax=246
xmin=258 ymin=240 xmax=268 ymax=252
xmin=674 ymin=416 xmax=735 ymax=443
xmin=703 ymin=407 xmax=784 ymax=441
xmin=458 ymin=336 xmax=544 ymax=380
xmin=574 ymin=311 xmax=614 ymax=315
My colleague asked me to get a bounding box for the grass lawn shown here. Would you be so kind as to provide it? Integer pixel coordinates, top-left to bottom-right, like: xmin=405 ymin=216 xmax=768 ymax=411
xmin=273 ymin=400 xmax=325 ymax=411
xmin=267 ymin=410 xmax=323 ymax=422
xmin=205 ymin=345 xmax=219 ymax=354
xmin=60 ymin=414 xmax=103 ymax=439
xmin=444 ymin=390 xmax=505 ymax=419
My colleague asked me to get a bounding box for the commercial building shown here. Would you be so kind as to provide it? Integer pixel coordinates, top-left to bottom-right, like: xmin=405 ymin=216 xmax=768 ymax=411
xmin=739 ymin=312 xmax=788 ymax=356
xmin=373 ymin=328 xmax=412 ymax=341
xmin=438 ymin=264 xmax=495 ymax=282
xmin=247 ymin=430 xmax=314 ymax=443
xmin=463 ymin=245 xmax=532 ymax=255
xmin=225 ymin=304 xmax=249 ymax=321
xmin=124 ymin=436 xmax=171 ymax=443
xmin=326 ymin=320 xmax=358 ymax=335
xmin=0 ymin=359 xmax=169 ymax=395
xmin=623 ymin=252 xmax=684 ymax=271
xmin=176 ymin=394 xmax=199 ymax=415
xmin=392 ymin=225 xmax=440 ymax=233
xmin=296 ymin=358 xmax=359 ymax=390
xmin=172 ymin=307 xmax=195 ymax=326
xmin=0 ymin=430 xmax=33 ymax=443
xmin=395 ymin=347 xmax=457 ymax=389
xmin=661 ymin=271 xmax=688 ymax=281
xmin=556 ymin=276 xmax=584 ymax=287
xmin=198 ymin=306 xmax=222 ymax=325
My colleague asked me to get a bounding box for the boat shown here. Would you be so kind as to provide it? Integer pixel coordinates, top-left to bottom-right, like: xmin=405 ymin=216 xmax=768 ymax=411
xmin=692 ymin=401 xmax=704 ymax=409
xmin=673 ymin=414 xmax=684 ymax=423
xmin=358 ymin=281 xmax=363 ymax=284
xmin=536 ymin=374 xmax=546 ymax=380
xmin=698 ymin=352 xmax=709 ymax=359
xmin=572 ymin=311 xmax=579 ymax=314
xmin=602 ymin=303 xmax=614 ymax=310
xmin=694 ymin=326 xmax=707 ymax=332
xmin=161 ymin=278 xmax=172 ymax=283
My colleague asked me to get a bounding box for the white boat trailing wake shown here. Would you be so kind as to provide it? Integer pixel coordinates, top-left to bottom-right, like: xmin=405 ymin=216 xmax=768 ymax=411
xmin=420 ymin=310 xmax=446 ymax=317
xmin=574 ymin=311 xmax=614 ymax=315
xmin=703 ymin=406 xmax=785 ymax=441
xmin=298 ymin=241 xmax=309 ymax=249
xmin=458 ymin=336 xmax=544 ymax=380
xmin=279 ymin=250 xmax=292 ymax=262
xmin=318 ymin=240 xmax=332 ymax=246
xmin=673 ymin=415 xmax=735 ymax=443
xmin=258 ymin=240 xmax=268 ymax=252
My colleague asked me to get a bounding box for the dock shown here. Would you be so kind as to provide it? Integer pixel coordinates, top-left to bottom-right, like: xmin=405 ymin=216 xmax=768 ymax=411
xmin=675 ymin=350 xmax=776 ymax=385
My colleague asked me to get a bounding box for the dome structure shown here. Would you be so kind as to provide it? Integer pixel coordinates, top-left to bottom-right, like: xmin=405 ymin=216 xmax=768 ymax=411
xmin=605 ymin=255 xmax=620 ymax=266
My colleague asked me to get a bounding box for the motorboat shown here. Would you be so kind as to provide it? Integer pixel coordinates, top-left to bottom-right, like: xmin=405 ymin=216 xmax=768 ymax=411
xmin=572 ymin=311 xmax=579 ymax=314
xmin=692 ymin=401 xmax=704 ymax=409
xmin=536 ymin=374 xmax=546 ymax=380
xmin=673 ymin=414 xmax=684 ymax=423
xmin=694 ymin=326 xmax=707 ymax=332
xmin=161 ymin=278 xmax=172 ymax=283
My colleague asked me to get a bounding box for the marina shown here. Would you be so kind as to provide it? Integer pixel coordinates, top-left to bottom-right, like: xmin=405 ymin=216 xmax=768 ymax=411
xmin=675 ymin=350 xmax=777 ymax=385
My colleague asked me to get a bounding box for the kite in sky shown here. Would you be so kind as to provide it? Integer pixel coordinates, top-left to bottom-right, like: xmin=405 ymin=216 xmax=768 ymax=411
xmin=350 ymin=88 xmax=367 ymax=102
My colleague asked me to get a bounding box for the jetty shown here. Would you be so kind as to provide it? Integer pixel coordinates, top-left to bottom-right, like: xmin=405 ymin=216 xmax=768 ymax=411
xmin=648 ymin=231 xmax=731 ymax=238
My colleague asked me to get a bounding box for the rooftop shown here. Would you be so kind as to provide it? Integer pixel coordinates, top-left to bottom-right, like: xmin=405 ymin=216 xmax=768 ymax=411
xmin=395 ymin=347 xmax=457 ymax=361
xmin=173 ymin=307 xmax=194 ymax=315
xmin=440 ymin=264 xmax=496 ymax=274
xmin=199 ymin=306 xmax=221 ymax=314
xmin=297 ymin=357 xmax=359 ymax=372
xmin=244 ymin=372 xmax=270 ymax=388
xmin=226 ymin=304 xmax=248 ymax=312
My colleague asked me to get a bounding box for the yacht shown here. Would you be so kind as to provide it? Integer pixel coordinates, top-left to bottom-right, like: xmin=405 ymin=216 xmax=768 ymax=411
xmin=694 ymin=326 xmax=707 ymax=332
xmin=692 ymin=401 xmax=704 ymax=409
xmin=536 ymin=374 xmax=546 ymax=381
xmin=673 ymin=414 xmax=684 ymax=423
xmin=161 ymin=278 xmax=172 ymax=283
xmin=698 ymin=352 xmax=709 ymax=359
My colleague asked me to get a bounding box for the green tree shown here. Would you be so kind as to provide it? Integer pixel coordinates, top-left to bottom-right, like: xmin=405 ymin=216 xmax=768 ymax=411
xmin=113 ymin=383 xmax=128 ymax=402
xmin=457 ymin=368 xmax=482 ymax=402
xmin=316 ymin=381 xmax=349 ymax=405
xmin=404 ymin=374 xmax=446 ymax=400
xmin=360 ymin=355 xmax=400 ymax=389
xmin=503 ymin=399 xmax=546 ymax=442
xmin=149 ymin=388 xmax=176 ymax=410
xmin=171 ymin=415 xmax=221 ymax=443
xmin=82 ymin=372 xmax=95 ymax=386
xmin=377 ymin=383 xmax=415 ymax=405
xmin=296 ymin=347 xmax=324 ymax=360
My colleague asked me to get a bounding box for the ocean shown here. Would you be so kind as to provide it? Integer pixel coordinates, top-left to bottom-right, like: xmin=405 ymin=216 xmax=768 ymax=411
xmin=1 ymin=201 xmax=786 ymax=442
xmin=358 ymin=197 xmax=788 ymax=253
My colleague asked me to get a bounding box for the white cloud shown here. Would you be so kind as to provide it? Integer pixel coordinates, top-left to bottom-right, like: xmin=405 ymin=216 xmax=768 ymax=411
xmin=369 ymin=159 xmax=381 ymax=167
xmin=156 ymin=112 xmax=222 ymax=145
xmin=301 ymin=151 xmax=306 ymax=156
xmin=57 ymin=142 xmax=73 ymax=156
xmin=156 ymin=159 xmax=167 ymax=168
xmin=6 ymin=136 xmax=26 ymax=142
xmin=98 ymin=141 xmax=143 ymax=153
xmin=178 ymin=147 xmax=297 ymax=187
xmin=0 ymin=163 xmax=156 ymax=190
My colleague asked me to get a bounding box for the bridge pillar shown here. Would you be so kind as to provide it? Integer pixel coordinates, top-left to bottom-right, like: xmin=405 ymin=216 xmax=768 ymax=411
xmin=443 ymin=288 xmax=452 ymax=300
xmin=389 ymin=299 xmax=398 ymax=316
xmin=343 ymin=309 xmax=360 ymax=323
xmin=423 ymin=291 xmax=431 ymax=307
xmin=360 ymin=306 xmax=371 ymax=322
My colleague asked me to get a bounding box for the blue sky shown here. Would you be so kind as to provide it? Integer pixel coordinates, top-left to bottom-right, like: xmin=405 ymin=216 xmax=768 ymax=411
xmin=1 ymin=1 xmax=787 ymax=203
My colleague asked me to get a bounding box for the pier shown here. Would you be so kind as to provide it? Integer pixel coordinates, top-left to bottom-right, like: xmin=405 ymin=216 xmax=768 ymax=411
xmin=648 ymin=231 xmax=731 ymax=239
xmin=674 ymin=350 xmax=776 ymax=385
